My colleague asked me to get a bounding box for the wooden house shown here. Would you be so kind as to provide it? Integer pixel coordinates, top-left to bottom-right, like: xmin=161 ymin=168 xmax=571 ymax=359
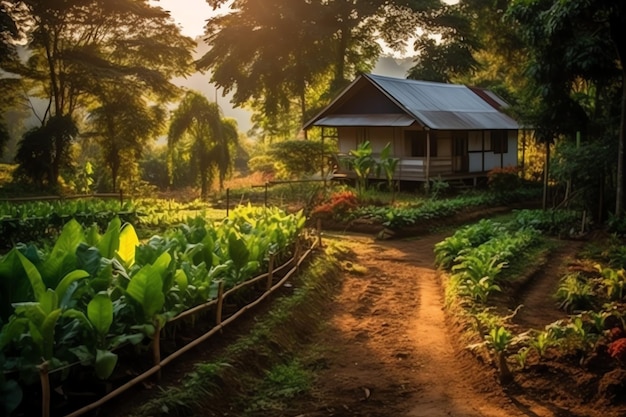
xmin=303 ymin=73 xmax=519 ymax=184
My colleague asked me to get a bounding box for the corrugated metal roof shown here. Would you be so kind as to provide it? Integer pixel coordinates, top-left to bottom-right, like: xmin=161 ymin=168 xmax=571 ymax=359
xmin=303 ymin=74 xmax=519 ymax=130
xmin=314 ymin=114 xmax=415 ymax=127
xmin=366 ymin=74 xmax=519 ymax=130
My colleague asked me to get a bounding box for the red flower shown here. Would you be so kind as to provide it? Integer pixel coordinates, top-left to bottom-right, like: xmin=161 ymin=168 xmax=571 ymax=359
xmin=608 ymin=338 xmax=626 ymax=362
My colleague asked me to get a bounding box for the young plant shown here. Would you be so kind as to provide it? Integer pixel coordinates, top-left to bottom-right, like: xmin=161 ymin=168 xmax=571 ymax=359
xmin=529 ymin=330 xmax=556 ymax=358
xmin=596 ymin=264 xmax=626 ymax=301
xmin=555 ymin=273 xmax=595 ymax=312
xmin=485 ymin=326 xmax=513 ymax=383
xmin=513 ymin=346 xmax=531 ymax=370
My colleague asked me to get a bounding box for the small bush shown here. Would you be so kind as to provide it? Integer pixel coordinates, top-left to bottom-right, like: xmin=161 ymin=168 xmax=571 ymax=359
xmin=310 ymin=190 xmax=358 ymax=221
xmin=488 ymin=166 xmax=520 ymax=193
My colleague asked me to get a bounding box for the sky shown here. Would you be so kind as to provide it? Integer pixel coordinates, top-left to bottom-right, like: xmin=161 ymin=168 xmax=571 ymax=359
xmin=150 ymin=0 xmax=223 ymax=38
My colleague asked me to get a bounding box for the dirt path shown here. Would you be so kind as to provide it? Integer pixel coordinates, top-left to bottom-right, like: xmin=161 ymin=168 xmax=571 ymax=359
xmin=294 ymin=232 xmax=532 ymax=417
xmin=512 ymin=240 xmax=585 ymax=330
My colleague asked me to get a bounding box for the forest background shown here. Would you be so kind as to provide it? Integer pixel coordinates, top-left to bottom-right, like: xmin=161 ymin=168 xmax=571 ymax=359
xmin=0 ymin=0 xmax=625 ymax=221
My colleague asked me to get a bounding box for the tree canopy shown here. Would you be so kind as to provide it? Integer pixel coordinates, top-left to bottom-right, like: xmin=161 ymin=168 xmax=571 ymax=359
xmin=198 ymin=0 xmax=443 ymax=139
xmin=5 ymin=0 xmax=195 ymax=188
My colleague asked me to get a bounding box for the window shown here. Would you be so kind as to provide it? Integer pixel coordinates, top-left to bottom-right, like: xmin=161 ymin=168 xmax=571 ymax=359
xmin=405 ymin=130 xmax=437 ymax=157
xmin=491 ymin=130 xmax=508 ymax=154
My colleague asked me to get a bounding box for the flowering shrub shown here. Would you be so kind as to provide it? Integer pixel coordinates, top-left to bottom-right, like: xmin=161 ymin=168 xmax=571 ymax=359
xmin=608 ymin=338 xmax=626 ymax=363
xmin=488 ymin=166 xmax=520 ymax=192
xmin=310 ymin=190 xmax=358 ymax=221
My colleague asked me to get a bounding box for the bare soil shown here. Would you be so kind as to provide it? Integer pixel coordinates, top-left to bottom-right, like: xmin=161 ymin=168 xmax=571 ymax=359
xmin=284 ymin=230 xmax=626 ymax=417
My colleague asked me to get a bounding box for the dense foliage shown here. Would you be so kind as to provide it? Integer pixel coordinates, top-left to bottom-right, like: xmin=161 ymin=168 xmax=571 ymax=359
xmin=0 ymin=205 xmax=305 ymax=415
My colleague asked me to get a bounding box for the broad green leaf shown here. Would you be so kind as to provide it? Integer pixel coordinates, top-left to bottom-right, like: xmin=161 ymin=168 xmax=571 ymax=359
xmin=0 ymin=318 xmax=28 ymax=350
xmin=84 ymin=224 xmax=101 ymax=247
xmin=152 ymin=251 xmax=172 ymax=275
xmin=68 ymin=345 xmax=94 ymax=364
xmin=118 ymin=223 xmax=139 ymax=268
xmin=12 ymin=303 xmax=46 ymax=328
xmin=95 ymin=349 xmax=118 ymax=379
xmin=91 ymin=262 xmax=113 ymax=292
xmin=0 ymin=250 xmax=33 ymax=322
xmin=97 ymin=217 xmax=121 ymax=259
xmin=174 ymin=269 xmax=188 ymax=293
xmin=76 ymin=243 xmax=102 ymax=277
xmin=28 ymin=321 xmax=43 ymax=356
xmin=126 ymin=265 xmax=165 ymax=320
xmin=39 ymin=289 xmax=58 ymax=315
xmin=40 ymin=219 xmax=85 ymax=288
xmin=41 ymin=309 xmax=62 ymax=360
xmin=55 ymin=270 xmax=90 ymax=303
xmin=62 ymin=309 xmax=92 ymax=332
xmin=228 ymin=232 xmax=249 ymax=270
xmin=16 ymin=251 xmax=45 ymax=302
xmin=108 ymin=333 xmax=144 ymax=349
xmin=88 ymin=294 xmax=113 ymax=337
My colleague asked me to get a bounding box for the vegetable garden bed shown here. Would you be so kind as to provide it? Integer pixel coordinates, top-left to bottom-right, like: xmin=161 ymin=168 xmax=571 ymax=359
xmin=1 ymin=206 xmax=316 ymax=417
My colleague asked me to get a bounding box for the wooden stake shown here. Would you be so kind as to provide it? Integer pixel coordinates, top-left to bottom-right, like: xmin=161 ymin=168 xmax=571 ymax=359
xmin=216 ymin=281 xmax=225 ymax=325
xmin=266 ymin=254 xmax=275 ymax=291
xmin=39 ymin=361 xmax=50 ymax=417
xmin=153 ymin=321 xmax=162 ymax=381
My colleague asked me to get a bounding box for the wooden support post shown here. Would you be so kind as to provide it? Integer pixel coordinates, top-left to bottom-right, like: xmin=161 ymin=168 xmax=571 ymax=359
xmin=153 ymin=321 xmax=162 ymax=381
xmin=39 ymin=361 xmax=50 ymax=417
xmin=266 ymin=254 xmax=275 ymax=291
xmin=216 ymin=281 xmax=225 ymax=325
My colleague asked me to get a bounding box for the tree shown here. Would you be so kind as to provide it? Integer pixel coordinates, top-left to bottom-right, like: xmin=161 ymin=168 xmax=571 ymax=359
xmin=407 ymin=3 xmax=480 ymax=83
xmin=265 ymin=139 xmax=335 ymax=179
xmin=200 ymin=0 xmax=443 ymax=139
xmin=506 ymin=0 xmax=625 ymax=216
xmin=8 ymin=0 xmax=195 ymax=187
xmin=88 ymin=89 xmax=166 ymax=192
xmin=13 ymin=114 xmax=77 ymax=188
xmin=0 ymin=0 xmax=23 ymax=159
xmin=168 ymin=91 xmax=238 ymax=199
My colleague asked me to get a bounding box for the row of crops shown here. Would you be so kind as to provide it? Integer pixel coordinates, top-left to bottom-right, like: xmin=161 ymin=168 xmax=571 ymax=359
xmin=0 ymin=197 xmax=226 ymax=249
xmin=0 ymin=204 xmax=307 ymax=417
xmin=435 ymin=209 xmax=626 ymax=385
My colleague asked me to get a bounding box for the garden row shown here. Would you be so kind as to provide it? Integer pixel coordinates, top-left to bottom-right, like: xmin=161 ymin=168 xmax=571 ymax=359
xmin=0 ymin=197 xmax=226 ymax=249
xmin=0 ymin=205 xmax=307 ymax=417
xmin=311 ymin=186 xmax=543 ymax=232
xmin=435 ymin=210 xmax=626 ymax=395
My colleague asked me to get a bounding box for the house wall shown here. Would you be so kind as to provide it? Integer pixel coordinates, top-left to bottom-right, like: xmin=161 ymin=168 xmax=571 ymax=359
xmin=482 ymin=130 xmax=518 ymax=171
xmin=335 ymin=126 xmax=518 ymax=181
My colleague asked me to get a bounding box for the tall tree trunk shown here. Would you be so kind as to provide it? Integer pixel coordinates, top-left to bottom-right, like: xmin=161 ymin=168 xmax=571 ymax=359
xmin=616 ymin=70 xmax=626 ymax=217
xmin=542 ymin=139 xmax=551 ymax=210
xmin=200 ymin=174 xmax=208 ymax=200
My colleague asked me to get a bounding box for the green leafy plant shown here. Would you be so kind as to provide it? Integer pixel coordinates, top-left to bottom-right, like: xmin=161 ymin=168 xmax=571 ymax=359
xmin=341 ymin=141 xmax=377 ymax=196
xmin=596 ymin=264 xmax=626 ymax=301
xmin=555 ymin=273 xmax=595 ymax=313
xmin=376 ymin=142 xmax=399 ymax=197
xmin=529 ymin=330 xmax=557 ymax=358
xmin=485 ymin=326 xmax=513 ymax=382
